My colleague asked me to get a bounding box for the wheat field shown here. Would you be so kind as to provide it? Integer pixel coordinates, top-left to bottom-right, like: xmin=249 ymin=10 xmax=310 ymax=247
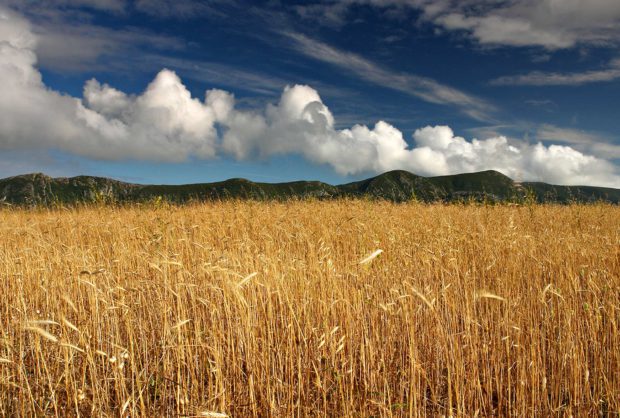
xmin=0 ymin=201 xmax=618 ymax=416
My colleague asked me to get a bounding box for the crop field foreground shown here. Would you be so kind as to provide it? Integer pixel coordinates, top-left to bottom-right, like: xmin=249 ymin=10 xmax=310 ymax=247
xmin=0 ymin=201 xmax=619 ymax=417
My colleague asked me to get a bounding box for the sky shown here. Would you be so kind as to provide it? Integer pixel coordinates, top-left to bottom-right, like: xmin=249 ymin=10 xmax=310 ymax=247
xmin=0 ymin=0 xmax=619 ymax=187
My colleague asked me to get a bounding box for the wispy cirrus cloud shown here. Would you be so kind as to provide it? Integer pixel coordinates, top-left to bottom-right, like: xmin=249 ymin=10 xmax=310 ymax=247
xmin=2 ymin=0 xmax=127 ymax=14
xmin=1 ymin=0 xmax=188 ymax=73
xmin=429 ymin=0 xmax=620 ymax=50
xmin=132 ymin=55 xmax=291 ymax=96
xmin=491 ymin=59 xmax=620 ymax=86
xmin=282 ymin=32 xmax=496 ymax=122
xmin=34 ymin=23 xmax=187 ymax=72
xmin=3 ymin=0 xmax=234 ymax=18
xmin=537 ymin=124 xmax=620 ymax=159
xmin=134 ymin=0 xmax=235 ymax=19
xmin=294 ymin=0 xmax=620 ymax=50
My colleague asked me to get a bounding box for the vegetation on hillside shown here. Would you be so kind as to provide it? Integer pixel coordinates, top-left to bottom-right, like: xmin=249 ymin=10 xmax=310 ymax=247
xmin=1 ymin=170 xmax=619 ymax=206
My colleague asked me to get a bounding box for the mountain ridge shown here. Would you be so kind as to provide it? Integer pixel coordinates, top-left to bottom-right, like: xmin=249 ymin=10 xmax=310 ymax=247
xmin=1 ymin=170 xmax=619 ymax=205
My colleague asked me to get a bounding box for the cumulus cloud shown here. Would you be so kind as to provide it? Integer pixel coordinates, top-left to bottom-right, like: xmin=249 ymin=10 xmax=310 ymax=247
xmin=77 ymin=71 xmax=223 ymax=160
xmin=0 ymin=7 xmax=220 ymax=161
xmin=0 ymin=6 xmax=619 ymax=188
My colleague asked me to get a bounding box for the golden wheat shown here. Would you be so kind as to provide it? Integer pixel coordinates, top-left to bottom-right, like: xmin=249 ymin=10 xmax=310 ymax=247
xmin=0 ymin=201 xmax=618 ymax=416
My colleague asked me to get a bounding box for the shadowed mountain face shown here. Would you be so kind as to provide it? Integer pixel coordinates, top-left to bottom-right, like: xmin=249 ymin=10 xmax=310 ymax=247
xmin=0 ymin=171 xmax=618 ymax=206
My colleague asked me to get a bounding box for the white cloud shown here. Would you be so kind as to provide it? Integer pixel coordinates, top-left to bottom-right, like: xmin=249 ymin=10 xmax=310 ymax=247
xmin=0 ymin=6 xmax=618 ymax=188
xmin=526 ymin=144 xmax=615 ymax=187
xmin=436 ymin=12 xmax=573 ymax=49
xmin=0 ymin=7 xmax=219 ymax=161
xmin=77 ymin=70 xmax=222 ymax=160
xmin=491 ymin=59 xmax=620 ymax=86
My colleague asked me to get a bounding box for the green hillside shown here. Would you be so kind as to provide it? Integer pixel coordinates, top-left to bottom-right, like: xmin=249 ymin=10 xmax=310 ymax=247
xmin=1 ymin=170 xmax=618 ymax=206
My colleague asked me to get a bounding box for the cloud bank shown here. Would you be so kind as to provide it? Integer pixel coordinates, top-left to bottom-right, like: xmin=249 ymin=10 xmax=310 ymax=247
xmin=0 ymin=7 xmax=618 ymax=188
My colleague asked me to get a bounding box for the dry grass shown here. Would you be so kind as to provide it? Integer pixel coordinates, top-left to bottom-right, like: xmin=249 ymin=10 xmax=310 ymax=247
xmin=0 ymin=201 xmax=618 ymax=416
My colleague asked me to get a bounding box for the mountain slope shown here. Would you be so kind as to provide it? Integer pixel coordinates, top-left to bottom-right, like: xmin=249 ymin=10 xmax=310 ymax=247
xmin=0 ymin=170 xmax=618 ymax=205
xmin=339 ymin=170 xmax=442 ymax=202
xmin=425 ymin=170 xmax=530 ymax=203
xmin=521 ymin=182 xmax=620 ymax=204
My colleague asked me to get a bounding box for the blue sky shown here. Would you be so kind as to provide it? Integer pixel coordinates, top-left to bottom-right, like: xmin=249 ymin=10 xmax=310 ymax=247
xmin=0 ymin=0 xmax=619 ymax=187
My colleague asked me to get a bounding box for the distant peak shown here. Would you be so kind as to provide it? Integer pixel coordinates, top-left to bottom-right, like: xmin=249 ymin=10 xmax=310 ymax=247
xmin=371 ymin=170 xmax=420 ymax=180
xmin=6 ymin=172 xmax=51 ymax=181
